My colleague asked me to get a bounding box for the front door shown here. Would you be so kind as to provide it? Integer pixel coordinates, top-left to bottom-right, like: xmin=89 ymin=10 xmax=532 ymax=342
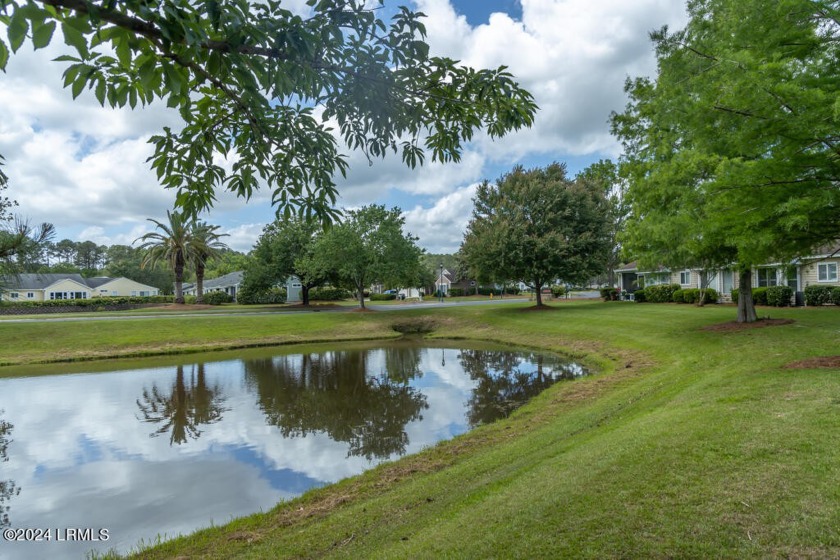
xmin=721 ymin=270 xmax=734 ymax=294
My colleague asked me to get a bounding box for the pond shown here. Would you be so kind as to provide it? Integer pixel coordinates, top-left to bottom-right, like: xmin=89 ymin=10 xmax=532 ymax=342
xmin=0 ymin=341 xmax=587 ymax=558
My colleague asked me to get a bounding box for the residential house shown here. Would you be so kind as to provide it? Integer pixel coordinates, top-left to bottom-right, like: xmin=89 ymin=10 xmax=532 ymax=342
xmin=433 ymin=268 xmax=453 ymax=295
xmin=615 ymin=243 xmax=840 ymax=304
xmin=0 ymin=273 xmax=160 ymax=302
xmin=183 ymin=271 xmax=244 ymax=302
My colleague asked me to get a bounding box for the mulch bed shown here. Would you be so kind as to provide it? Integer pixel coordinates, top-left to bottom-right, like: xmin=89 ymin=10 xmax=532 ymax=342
xmin=783 ymin=356 xmax=840 ymax=370
xmin=701 ymin=318 xmax=795 ymax=332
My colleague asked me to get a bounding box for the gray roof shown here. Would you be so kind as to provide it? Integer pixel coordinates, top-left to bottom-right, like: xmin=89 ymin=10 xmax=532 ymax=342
xmin=0 ymin=273 xmax=91 ymax=290
xmin=201 ymin=271 xmax=244 ymax=290
xmin=85 ymin=277 xmax=113 ymax=289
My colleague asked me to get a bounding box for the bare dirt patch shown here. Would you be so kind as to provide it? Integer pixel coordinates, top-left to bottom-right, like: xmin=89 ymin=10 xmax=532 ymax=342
xmin=701 ymin=318 xmax=794 ymax=332
xmin=783 ymin=356 xmax=840 ymax=370
xmin=518 ymin=304 xmax=563 ymax=312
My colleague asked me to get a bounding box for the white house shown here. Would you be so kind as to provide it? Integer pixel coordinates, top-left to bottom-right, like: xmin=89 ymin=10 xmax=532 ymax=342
xmin=0 ymin=274 xmax=160 ymax=302
xmin=183 ymin=271 xmax=244 ymax=301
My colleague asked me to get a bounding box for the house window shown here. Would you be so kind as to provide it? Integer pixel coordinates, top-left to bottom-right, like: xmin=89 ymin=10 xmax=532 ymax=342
xmin=26 ymin=292 xmax=34 ymax=299
xmin=10 ymin=292 xmax=19 ymax=299
xmin=757 ymin=268 xmax=777 ymax=287
xmin=679 ymin=271 xmax=691 ymax=286
xmin=818 ymin=263 xmax=838 ymax=283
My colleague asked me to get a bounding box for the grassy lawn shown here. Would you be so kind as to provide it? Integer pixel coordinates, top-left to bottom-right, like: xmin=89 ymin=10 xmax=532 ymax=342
xmin=4 ymin=301 xmax=839 ymax=558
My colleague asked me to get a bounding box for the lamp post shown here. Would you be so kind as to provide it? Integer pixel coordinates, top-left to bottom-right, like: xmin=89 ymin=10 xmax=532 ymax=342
xmin=439 ymin=263 xmax=444 ymax=303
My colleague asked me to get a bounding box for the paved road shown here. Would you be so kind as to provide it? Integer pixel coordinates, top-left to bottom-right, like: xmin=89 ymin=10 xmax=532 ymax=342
xmin=0 ymin=292 xmax=601 ymax=324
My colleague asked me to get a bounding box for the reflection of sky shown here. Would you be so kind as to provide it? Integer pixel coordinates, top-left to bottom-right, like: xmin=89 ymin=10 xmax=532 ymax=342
xmin=0 ymin=346 xmax=577 ymax=559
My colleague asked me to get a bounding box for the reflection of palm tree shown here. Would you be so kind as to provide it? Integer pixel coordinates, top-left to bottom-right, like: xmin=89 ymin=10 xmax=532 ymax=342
xmin=243 ymin=348 xmax=428 ymax=460
xmin=0 ymin=411 xmax=20 ymax=528
xmin=459 ymin=350 xmax=583 ymax=427
xmin=136 ymin=364 xmax=227 ymax=445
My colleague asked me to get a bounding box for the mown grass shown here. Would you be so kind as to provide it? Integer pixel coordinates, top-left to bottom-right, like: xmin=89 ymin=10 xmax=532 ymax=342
xmin=5 ymin=300 xmax=840 ymax=558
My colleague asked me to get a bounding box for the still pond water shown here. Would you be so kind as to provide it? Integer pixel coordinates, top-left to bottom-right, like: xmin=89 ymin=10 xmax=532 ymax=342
xmin=0 ymin=341 xmax=586 ymax=558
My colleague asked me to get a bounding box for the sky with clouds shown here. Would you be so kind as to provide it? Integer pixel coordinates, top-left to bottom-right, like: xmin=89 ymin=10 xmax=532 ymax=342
xmin=0 ymin=0 xmax=688 ymax=254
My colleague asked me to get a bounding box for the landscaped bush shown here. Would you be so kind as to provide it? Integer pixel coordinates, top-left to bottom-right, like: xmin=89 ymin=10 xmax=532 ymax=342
xmin=448 ymin=288 xmax=465 ymax=297
xmin=0 ymin=295 xmax=174 ymax=308
xmin=309 ymin=287 xmax=352 ymax=301
xmin=672 ymin=289 xmax=685 ymax=303
xmin=804 ymin=285 xmax=834 ymax=306
xmin=551 ymin=285 xmax=567 ymax=298
xmin=644 ymin=284 xmax=681 ymax=303
xmin=766 ymin=285 xmax=793 ymax=307
xmin=202 ymin=291 xmax=233 ymax=305
xmin=752 ymin=287 xmax=768 ymax=306
xmin=477 ymin=287 xmax=500 ymax=296
xmin=237 ymin=287 xmax=286 ymax=305
xmin=633 ymin=289 xmax=647 ymax=303
xmin=370 ymin=293 xmax=397 ymax=301
xmin=700 ymin=288 xmax=719 ymax=304
xmin=832 ymin=287 xmax=840 ymax=306
xmin=600 ymin=287 xmax=618 ymax=301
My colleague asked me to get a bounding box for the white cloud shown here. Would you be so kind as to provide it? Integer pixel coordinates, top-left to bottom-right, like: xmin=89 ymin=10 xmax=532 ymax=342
xmin=404 ymin=183 xmax=479 ymax=253
xmin=222 ymin=222 xmax=266 ymax=252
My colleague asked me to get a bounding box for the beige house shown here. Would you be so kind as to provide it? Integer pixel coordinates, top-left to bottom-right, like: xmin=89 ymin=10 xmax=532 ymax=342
xmin=615 ymin=244 xmax=840 ymax=305
xmin=0 ymin=274 xmax=160 ymax=302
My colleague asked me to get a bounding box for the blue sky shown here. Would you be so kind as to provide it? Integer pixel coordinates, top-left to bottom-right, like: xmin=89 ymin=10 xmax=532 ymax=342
xmin=0 ymin=0 xmax=688 ymax=253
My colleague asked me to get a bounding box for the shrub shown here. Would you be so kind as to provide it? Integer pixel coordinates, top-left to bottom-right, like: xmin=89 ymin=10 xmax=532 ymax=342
xmin=477 ymin=287 xmax=501 ymax=296
xmin=644 ymin=284 xmax=681 ymax=303
xmin=832 ymin=287 xmax=840 ymax=306
xmin=752 ymin=287 xmax=768 ymax=306
xmin=448 ymin=288 xmax=464 ymax=297
xmin=600 ymin=287 xmax=618 ymax=301
xmin=237 ymin=287 xmax=286 ymax=305
xmin=370 ymin=293 xmax=397 ymax=301
xmin=551 ymin=285 xmax=567 ymax=298
xmin=804 ymin=285 xmax=834 ymax=306
xmin=202 ymin=291 xmax=233 ymax=305
xmin=731 ymin=288 xmax=739 ymax=302
xmin=766 ymin=285 xmax=793 ymax=307
xmin=700 ymin=288 xmax=718 ymax=304
xmin=672 ymin=289 xmax=685 ymax=303
xmin=309 ymin=287 xmax=352 ymax=301
xmin=633 ymin=289 xmax=647 ymax=303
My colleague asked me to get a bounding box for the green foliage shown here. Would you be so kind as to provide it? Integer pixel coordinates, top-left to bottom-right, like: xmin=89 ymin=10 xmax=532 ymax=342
xmin=303 ymin=206 xmax=423 ymax=308
xmin=0 ymin=1 xmax=536 ymax=221
xmin=202 ymin=291 xmax=232 ymax=305
xmin=766 ymin=286 xmax=793 ymax=307
xmin=448 ymin=288 xmax=465 ymax=297
xmin=644 ymin=284 xmax=681 ymax=303
xmin=832 ymin=288 xmax=840 ymax=306
xmin=237 ymin=287 xmax=286 ymax=305
xmin=633 ymin=289 xmax=647 ymax=303
xmin=752 ymin=287 xmax=769 ymax=306
xmin=462 ymin=163 xmax=612 ymax=306
xmin=804 ymin=285 xmax=834 ymax=307
xmin=613 ymin=0 xmax=840 ymax=322
xmin=676 ymin=288 xmax=719 ymax=305
xmin=672 ymin=289 xmax=685 ymax=304
xmin=551 ymin=285 xmax=567 ymax=298
xmin=370 ymin=293 xmax=397 ymax=301
xmin=600 ymin=287 xmax=618 ymax=301
xmin=0 ymin=295 xmax=173 ymax=309
xmin=309 ymin=287 xmax=352 ymax=301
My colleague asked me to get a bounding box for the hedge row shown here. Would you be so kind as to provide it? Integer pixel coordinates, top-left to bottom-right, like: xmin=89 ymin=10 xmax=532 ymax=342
xmin=731 ymin=286 xmax=794 ymax=307
xmin=803 ymin=285 xmax=840 ymax=306
xmin=201 ymin=291 xmax=233 ymax=305
xmin=370 ymin=293 xmax=397 ymax=301
xmin=0 ymin=295 xmax=174 ymax=308
xmin=672 ymin=288 xmax=719 ymax=304
xmin=628 ymin=284 xmax=720 ymax=304
xmin=309 ymin=287 xmax=353 ymax=301
xmin=237 ymin=287 xmax=286 ymax=305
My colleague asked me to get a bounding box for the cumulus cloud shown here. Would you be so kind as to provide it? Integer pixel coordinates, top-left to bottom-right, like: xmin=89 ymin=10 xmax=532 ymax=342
xmin=0 ymin=0 xmax=688 ymax=252
xmin=404 ymin=184 xmax=479 ymax=253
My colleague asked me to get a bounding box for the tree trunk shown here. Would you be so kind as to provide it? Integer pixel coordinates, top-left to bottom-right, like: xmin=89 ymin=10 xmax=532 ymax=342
xmin=302 ymin=285 xmax=310 ymax=306
xmin=195 ymin=264 xmax=205 ymax=304
xmin=534 ymin=281 xmax=544 ymax=307
xmin=357 ymin=282 xmax=365 ymax=309
xmin=174 ymin=264 xmax=185 ymax=304
xmin=736 ymin=267 xmax=757 ymax=323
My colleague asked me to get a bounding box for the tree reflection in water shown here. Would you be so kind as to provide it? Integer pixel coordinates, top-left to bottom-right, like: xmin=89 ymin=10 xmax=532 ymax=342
xmin=243 ymin=347 xmax=428 ymax=460
xmin=136 ymin=364 xmax=227 ymax=445
xmin=0 ymin=411 xmax=20 ymax=528
xmin=459 ymin=349 xmax=587 ymax=427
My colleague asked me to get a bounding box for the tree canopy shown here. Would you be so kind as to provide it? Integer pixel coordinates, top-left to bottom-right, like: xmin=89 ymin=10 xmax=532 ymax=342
xmin=303 ymin=204 xmax=424 ymax=308
xmin=461 ymin=163 xmax=612 ymax=307
xmin=612 ymin=0 xmax=840 ymax=321
xmin=0 ymin=0 xmax=537 ymax=221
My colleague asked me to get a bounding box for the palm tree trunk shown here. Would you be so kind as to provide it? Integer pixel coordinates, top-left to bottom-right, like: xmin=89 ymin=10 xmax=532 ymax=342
xmin=174 ymin=255 xmax=185 ymax=304
xmin=195 ymin=263 xmax=205 ymax=304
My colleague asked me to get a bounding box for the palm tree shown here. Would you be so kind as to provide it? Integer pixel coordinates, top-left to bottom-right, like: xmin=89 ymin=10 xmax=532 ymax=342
xmin=135 ymin=210 xmax=192 ymax=304
xmin=190 ymin=222 xmax=229 ymax=304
